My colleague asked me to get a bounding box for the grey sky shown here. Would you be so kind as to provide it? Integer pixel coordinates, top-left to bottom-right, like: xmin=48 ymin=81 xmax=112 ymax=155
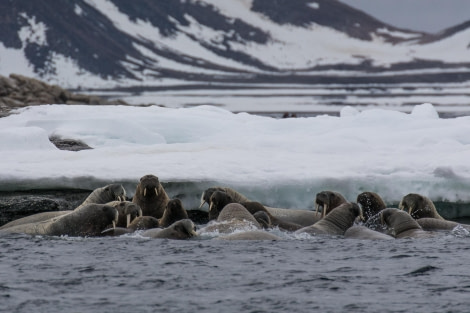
xmin=338 ymin=0 xmax=470 ymax=33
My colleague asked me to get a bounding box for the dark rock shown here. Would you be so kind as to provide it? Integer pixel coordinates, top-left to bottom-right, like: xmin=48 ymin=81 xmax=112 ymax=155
xmin=49 ymin=135 xmax=93 ymax=151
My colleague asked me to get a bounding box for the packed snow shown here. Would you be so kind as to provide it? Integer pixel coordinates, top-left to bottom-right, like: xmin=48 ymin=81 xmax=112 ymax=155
xmin=1 ymin=103 xmax=470 ymax=210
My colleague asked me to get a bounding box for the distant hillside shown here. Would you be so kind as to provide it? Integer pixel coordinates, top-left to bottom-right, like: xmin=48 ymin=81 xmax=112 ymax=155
xmin=0 ymin=0 xmax=469 ymax=88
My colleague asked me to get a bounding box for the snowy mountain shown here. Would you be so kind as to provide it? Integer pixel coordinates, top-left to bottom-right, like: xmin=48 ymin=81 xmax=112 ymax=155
xmin=0 ymin=0 xmax=469 ymax=89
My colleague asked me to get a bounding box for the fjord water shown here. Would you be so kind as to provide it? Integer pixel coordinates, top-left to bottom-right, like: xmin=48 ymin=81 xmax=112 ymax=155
xmin=2 ymin=231 xmax=470 ymax=313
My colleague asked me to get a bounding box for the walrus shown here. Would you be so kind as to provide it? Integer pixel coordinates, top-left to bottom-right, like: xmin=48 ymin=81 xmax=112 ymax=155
xmin=344 ymin=225 xmax=394 ymax=240
xmin=217 ymin=231 xmax=282 ymax=241
xmin=199 ymin=203 xmax=261 ymax=234
xmin=356 ymin=191 xmax=387 ymax=222
xmin=76 ymin=184 xmax=127 ymax=209
xmin=158 ymin=198 xmax=189 ymax=228
xmin=132 ymin=174 xmax=170 ymax=218
xmin=0 ymin=204 xmax=118 ymax=237
xmin=102 ymin=216 xmax=160 ymax=236
xmin=252 ymin=211 xmax=272 ymax=229
xmin=315 ymin=191 xmax=347 ymax=218
xmin=106 ymin=201 xmax=142 ymax=227
xmin=141 ymin=219 xmax=197 ymax=240
xmin=208 ymin=191 xmax=302 ymax=231
xmin=379 ymin=208 xmax=434 ymax=239
xmin=295 ymin=202 xmax=362 ymax=236
xmin=200 ymin=186 xmax=319 ymax=226
xmin=416 ymin=218 xmax=470 ymax=231
xmin=0 ymin=211 xmax=72 ymax=230
xmin=398 ymin=193 xmax=444 ymax=220
xmin=199 ymin=187 xmax=249 ymax=208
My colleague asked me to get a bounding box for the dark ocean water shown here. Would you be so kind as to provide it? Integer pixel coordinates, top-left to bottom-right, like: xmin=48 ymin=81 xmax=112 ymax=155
xmin=2 ymin=231 xmax=470 ymax=313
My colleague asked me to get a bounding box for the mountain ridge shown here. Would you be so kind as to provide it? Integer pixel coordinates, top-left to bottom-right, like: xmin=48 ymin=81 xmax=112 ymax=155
xmin=0 ymin=0 xmax=469 ymax=89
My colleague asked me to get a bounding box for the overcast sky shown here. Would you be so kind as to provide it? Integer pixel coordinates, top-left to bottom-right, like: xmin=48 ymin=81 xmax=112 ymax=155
xmin=338 ymin=0 xmax=470 ymax=33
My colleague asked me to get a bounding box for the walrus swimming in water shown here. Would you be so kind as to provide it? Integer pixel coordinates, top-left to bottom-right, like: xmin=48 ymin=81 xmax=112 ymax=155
xmin=106 ymin=201 xmax=142 ymax=227
xmin=199 ymin=203 xmax=261 ymax=234
xmin=217 ymin=231 xmax=282 ymax=241
xmin=102 ymin=215 xmax=160 ymax=236
xmin=201 ymin=187 xmax=318 ymax=227
xmin=356 ymin=191 xmax=387 ymax=222
xmin=398 ymin=193 xmax=444 ymax=220
xmin=141 ymin=219 xmax=197 ymax=240
xmin=344 ymin=225 xmax=394 ymax=240
xmin=315 ymin=191 xmax=347 ymax=218
xmin=158 ymin=198 xmax=189 ymax=228
xmin=207 ymin=191 xmax=303 ymax=231
xmin=0 ymin=204 xmax=118 ymax=237
xmin=76 ymin=184 xmax=127 ymax=210
xmin=0 ymin=211 xmax=71 ymax=230
xmin=132 ymin=174 xmax=170 ymax=218
xmin=296 ymin=202 xmax=362 ymax=236
xmin=379 ymin=208 xmax=434 ymax=239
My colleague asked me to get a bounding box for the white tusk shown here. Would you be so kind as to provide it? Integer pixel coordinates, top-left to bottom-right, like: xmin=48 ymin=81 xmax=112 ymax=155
xmin=126 ymin=214 xmax=131 ymax=227
xmin=323 ymin=204 xmax=328 ymax=218
xmin=408 ymin=205 xmax=413 ymax=215
xmin=199 ymin=200 xmax=206 ymax=209
xmin=155 ymin=187 xmax=158 ymax=196
xmin=112 ymin=221 xmax=116 ymax=229
xmin=143 ymin=187 xmax=147 ymax=197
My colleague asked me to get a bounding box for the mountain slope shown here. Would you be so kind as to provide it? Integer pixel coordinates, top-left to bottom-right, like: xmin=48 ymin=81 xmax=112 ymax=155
xmin=0 ymin=0 xmax=469 ymax=88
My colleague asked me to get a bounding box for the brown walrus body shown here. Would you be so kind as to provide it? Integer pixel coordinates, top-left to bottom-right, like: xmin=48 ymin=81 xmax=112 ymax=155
xmin=158 ymin=198 xmax=189 ymax=228
xmin=141 ymin=219 xmax=197 ymax=240
xmin=296 ymin=203 xmax=361 ymax=236
xmin=0 ymin=204 xmax=118 ymax=237
xmin=132 ymin=174 xmax=170 ymax=218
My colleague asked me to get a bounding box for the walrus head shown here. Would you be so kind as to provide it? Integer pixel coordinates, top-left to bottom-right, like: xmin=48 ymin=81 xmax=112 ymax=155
xmin=253 ymin=211 xmax=272 ymax=229
xmin=159 ymin=198 xmax=189 ymax=228
xmin=107 ymin=201 xmax=143 ymax=227
xmin=398 ymin=193 xmax=443 ymax=220
xmin=315 ymin=191 xmax=347 ymax=218
xmin=199 ymin=187 xmax=226 ymax=208
xmin=322 ymin=202 xmax=363 ymax=233
xmin=356 ymin=191 xmax=386 ymax=222
xmin=209 ymin=191 xmax=234 ymax=220
xmin=104 ymin=184 xmax=127 ymax=201
xmin=137 ymin=174 xmax=161 ymax=198
xmin=380 ymin=208 xmax=422 ymax=237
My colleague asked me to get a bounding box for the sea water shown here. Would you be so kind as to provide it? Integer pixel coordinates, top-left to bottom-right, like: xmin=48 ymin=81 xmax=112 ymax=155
xmin=2 ymin=230 xmax=470 ymax=313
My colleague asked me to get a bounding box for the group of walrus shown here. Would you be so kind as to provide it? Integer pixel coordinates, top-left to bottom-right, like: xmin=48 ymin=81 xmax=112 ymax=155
xmin=0 ymin=174 xmax=468 ymax=240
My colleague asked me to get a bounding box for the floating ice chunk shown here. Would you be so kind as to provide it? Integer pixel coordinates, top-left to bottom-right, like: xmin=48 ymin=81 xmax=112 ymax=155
xmin=411 ymin=103 xmax=439 ymax=119
xmin=340 ymin=106 xmax=360 ymax=117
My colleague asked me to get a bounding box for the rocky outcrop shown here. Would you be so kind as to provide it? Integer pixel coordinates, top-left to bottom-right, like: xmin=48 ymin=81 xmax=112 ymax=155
xmin=0 ymin=74 xmax=127 ymax=116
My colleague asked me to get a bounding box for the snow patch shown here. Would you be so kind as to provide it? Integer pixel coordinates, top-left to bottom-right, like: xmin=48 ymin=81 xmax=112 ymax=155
xmin=18 ymin=13 xmax=48 ymax=47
